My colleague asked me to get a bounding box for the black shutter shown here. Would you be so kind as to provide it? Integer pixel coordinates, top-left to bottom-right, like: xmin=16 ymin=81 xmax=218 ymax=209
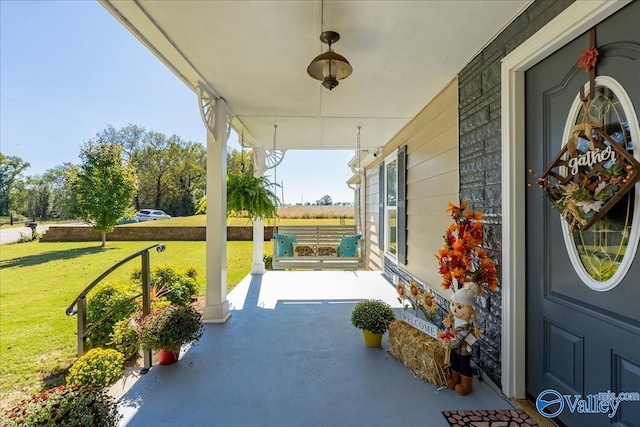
xmin=378 ymin=162 xmax=385 ymax=252
xmin=397 ymin=146 xmax=408 ymax=265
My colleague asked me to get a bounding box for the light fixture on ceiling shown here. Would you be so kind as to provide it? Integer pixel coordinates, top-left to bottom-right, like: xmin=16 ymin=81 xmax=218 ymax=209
xmin=307 ymin=30 xmax=353 ymax=90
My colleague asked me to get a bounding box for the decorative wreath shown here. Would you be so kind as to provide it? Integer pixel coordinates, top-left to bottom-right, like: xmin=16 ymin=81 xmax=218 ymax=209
xmin=538 ymin=125 xmax=639 ymax=231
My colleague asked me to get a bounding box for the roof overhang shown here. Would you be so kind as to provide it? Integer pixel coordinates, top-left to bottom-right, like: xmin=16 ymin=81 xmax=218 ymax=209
xmin=99 ymin=0 xmax=530 ymax=151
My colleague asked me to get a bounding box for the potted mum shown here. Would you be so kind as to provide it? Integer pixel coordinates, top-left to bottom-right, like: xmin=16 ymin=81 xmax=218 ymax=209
xmin=350 ymin=299 xmax=396 ymax=348
xmin=138 ymin=304 xmax=204 ymax=365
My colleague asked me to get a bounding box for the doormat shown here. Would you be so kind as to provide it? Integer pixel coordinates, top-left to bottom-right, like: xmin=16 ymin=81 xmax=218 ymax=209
xmin=442 ymin=409 xmax=539 ymax=427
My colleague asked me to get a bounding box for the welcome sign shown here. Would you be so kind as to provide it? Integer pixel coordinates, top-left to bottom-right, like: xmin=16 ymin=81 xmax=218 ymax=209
xmin=400 ymin=311 xmax=438 ymax=339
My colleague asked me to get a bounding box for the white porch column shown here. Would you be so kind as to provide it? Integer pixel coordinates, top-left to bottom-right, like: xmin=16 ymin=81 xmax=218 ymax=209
xmin=251 ymin=148 xmax=266 ymax=275
xmin=203 ymin=98 xmax=230 ymax=323
xmin=251 ymin=217 xmax=266 ymax=275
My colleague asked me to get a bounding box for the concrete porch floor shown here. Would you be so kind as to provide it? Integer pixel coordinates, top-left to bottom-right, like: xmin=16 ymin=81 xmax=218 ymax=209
xmin=117 ymin=271 xmax=513 ymax=426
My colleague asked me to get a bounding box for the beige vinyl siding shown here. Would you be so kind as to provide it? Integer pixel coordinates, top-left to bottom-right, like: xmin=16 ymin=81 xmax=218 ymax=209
xmin=365 ymin=78 xmax=458 ymax=294
xmin=364 ymin=167 xmax=382 ymax=270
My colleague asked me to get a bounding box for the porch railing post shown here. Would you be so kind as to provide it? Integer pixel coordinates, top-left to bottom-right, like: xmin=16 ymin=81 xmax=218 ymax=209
xmin=141 ymin=250 xmax=152 ymax=369
xmin=77 ymin=297 xmax=86 ymax=357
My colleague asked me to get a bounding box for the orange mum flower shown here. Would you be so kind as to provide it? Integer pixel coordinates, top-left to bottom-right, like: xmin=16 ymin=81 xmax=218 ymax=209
xmin=446 ymin=202 xmax=457 ymax=214
xmin=464 ymin=209 xmax=484 ymax=220
xmin=451 ymin=267 xmax=466 ymax=282
xmin=441 ymin=273 xmax=453 ymax=290
xmin=452 ymin=239 xmax=466 ymax=252
xmin=488 ymin=276 xmax=499 ymax=292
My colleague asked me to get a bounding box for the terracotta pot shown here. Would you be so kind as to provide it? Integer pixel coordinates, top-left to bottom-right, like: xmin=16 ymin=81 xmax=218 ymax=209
xmin=156 ymin=349 xmax=178 ymax=365
xmin=362 ymin=330 xmax=383 ymax=348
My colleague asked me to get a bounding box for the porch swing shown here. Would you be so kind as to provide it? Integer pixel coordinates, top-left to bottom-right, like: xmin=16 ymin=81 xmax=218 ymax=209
xmin=270 ymin=126 xmax=363 ymax=271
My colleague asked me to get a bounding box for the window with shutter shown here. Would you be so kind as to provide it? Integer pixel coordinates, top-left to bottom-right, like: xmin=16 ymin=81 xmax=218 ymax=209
xmin=382 ymin=150 xmax=401 ymax=263
xmin=397 ymin=146 xmax=407 ymax=265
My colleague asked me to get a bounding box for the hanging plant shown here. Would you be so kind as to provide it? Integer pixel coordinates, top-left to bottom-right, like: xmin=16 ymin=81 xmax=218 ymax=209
xmin=226 ymin=172 xmax=280 ymax=221
xmin=194 ymin=172 xmax=280 ymax=219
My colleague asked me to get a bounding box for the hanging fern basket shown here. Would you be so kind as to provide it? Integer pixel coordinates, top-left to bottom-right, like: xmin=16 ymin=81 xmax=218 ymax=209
xmin=226 ymin=172 xmax=280 ymax=220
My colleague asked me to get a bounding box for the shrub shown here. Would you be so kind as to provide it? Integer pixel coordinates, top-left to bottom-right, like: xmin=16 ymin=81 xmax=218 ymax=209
xmin=0 ymin=385 xmax=121 ymax=427
xmin=351 ymin=299 xmax=396 ymax=334
xmin=66 ymin=348 xmax=124 ymax=388
xmin=138 ymin=305 xmax=203 ymax=354
xmin=184 ymin=266 xmax=198 ymax=279
xmin=15 ymin=231 xmax=39 ymax=243
xmin=263 ymin=254 xmax=273 ymax=270
xmin=130 ymin=265 xmax=199 ymax=306
xmin=86 ymin=282 xmax=138 ymax=348
xmin=109 ymin=319 xmax=139 ymax=361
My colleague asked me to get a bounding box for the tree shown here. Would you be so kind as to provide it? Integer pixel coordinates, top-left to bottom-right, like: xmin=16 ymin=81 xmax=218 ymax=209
xmin=43 ymin=164 xmax=76 ymax=219
xmin=25 ymin=176 xmax=51 ymax=220
xmin=0 ymin=153 xmax=30 ymax=217
xmin=68 ymin=142 xmax=137 ymax=247
xmin=94 ymin=124 xmax=146 ymax=163
xmin=87 ymin=125 xmax=209 ymax=216
xmin=134 ymin=132 xmax=207 ymax=215
xmin=317 ymin=195 xmax=333 ymax=206
xmin=164 ymin=142 xmax=206 ymax=216
xmin=227 ymin=148 xmax=253 ymax=176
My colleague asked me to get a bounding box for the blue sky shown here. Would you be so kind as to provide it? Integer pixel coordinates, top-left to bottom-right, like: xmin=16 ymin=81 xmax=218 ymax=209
xmin=0 ymin=1 xmax=355 ymax=205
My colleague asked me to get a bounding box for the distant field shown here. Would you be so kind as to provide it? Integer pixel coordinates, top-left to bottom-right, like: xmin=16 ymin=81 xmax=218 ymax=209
xmin=130 ymin=205 xmax=355 ymax=227
xmin=277 ymin=205 xmax=354 ymax=219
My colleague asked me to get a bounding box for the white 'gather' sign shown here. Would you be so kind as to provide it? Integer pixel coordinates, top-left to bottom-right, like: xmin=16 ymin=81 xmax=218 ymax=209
xmin=400 ymin=311 xmax=438 ymax=339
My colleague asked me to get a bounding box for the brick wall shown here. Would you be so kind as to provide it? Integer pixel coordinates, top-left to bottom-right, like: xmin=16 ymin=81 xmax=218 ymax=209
xmin=457 ymin=0 xmax=574 ymax=386
xmin=41 ymin=226 xmax=276 ymax=242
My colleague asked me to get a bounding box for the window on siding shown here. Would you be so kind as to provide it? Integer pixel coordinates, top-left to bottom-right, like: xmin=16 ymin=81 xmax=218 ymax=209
xmin=385 ymin=156 xmax=398 ymax=259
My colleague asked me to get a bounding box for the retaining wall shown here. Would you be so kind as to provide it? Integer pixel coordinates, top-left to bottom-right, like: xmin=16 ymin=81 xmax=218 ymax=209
xmin=40 ymin=226 xmax=276 ymax=242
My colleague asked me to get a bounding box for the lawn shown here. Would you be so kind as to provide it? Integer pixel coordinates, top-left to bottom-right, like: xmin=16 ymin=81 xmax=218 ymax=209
xmin=0 ymin=240 xmax=268 ymax=409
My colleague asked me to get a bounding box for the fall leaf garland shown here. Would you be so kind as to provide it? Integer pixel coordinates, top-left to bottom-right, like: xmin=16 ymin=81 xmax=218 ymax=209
xmin=435 ymin=202 xmax=498 ymax=294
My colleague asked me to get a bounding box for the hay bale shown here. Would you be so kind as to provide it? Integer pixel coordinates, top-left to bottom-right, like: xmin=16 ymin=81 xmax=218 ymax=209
xmin=388 ymin=320 xmax=448 ymax=387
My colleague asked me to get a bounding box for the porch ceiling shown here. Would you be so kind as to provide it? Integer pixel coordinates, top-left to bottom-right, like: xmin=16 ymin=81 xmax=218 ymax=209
xmin=100 ymin=1 xmax=529 ymax=150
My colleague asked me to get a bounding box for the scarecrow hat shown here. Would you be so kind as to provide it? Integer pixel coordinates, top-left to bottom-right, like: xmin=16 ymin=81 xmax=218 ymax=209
xmin=452 ymin=281 xmax=479 ymax=306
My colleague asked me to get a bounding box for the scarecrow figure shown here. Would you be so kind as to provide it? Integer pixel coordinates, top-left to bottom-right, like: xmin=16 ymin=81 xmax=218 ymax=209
xmin=442 ymin=282 xmax=482 ymax=396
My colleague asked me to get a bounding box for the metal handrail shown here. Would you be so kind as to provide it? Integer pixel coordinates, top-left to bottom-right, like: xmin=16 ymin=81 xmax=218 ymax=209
xmin=65 ymin=243 xmax=165 ymax=315
xmin=66 ymin=243 xmax=166 ymax=370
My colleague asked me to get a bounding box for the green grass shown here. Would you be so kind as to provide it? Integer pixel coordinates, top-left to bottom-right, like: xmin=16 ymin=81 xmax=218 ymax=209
xmin=0 ymin=240 xmax=270 ymax=409
xmin=129 ymin=214 xmax=354 ymax=227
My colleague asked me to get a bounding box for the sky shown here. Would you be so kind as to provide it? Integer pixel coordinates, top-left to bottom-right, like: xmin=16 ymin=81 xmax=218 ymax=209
xmin=0 ymin=1 xmax=356 ymax=205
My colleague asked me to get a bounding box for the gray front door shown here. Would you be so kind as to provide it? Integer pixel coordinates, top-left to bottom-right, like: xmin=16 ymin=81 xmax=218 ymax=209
xmin=525 ymin=3 xmax=640 ymax=426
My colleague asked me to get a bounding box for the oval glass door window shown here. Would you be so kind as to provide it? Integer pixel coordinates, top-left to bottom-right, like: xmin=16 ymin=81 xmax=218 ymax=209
xmin=561 ymin=76 xmax=640 ymax=291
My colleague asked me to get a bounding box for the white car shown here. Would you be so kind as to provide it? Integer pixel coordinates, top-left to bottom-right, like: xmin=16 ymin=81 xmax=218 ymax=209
xmin=134 ymin=209 xmax=172 ymax=222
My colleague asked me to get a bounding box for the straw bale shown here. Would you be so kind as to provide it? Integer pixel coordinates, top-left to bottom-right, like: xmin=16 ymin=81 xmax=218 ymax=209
xmin=388 ymin=320 xmax=448 ymax=387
